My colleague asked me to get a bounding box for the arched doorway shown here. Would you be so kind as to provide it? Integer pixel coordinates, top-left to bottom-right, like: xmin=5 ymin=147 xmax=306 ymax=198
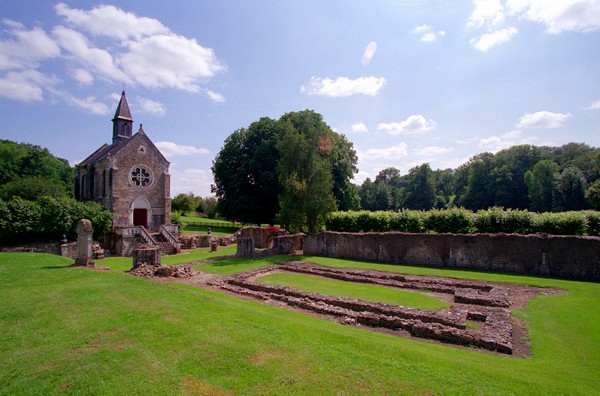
xmin=131 ymin=196 xmax=150 ymax=227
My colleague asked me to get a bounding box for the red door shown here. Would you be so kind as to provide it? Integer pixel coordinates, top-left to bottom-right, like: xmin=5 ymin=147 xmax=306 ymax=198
xmin=133 ymin=208 xmax=148 ymax=227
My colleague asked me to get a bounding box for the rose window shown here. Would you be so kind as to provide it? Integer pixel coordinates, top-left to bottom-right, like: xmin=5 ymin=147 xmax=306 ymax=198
xmin=131 ymin=167 xmax=151 ymax=187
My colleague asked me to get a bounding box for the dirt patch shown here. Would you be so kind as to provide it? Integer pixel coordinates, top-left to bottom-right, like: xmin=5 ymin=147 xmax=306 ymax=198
xmin=181 ymin=376 xmax=231 ymax=396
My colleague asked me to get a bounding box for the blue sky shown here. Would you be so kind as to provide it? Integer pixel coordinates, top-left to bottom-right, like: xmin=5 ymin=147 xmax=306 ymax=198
xmin=1 ymin=1 xmax=599 ymax=197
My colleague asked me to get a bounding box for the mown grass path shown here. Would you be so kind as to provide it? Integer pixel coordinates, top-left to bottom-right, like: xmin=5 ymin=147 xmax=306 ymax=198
xmin=1 ymin=251 xmax=599 ymax=395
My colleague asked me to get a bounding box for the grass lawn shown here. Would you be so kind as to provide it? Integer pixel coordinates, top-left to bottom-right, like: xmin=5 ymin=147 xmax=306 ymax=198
xmin=1 ymin=252 xmax=599 ymax=395
xmin=100 ymin=246 xmax=238 ymax=272
xmin=256 ymin=273 xmax=450 ymax=311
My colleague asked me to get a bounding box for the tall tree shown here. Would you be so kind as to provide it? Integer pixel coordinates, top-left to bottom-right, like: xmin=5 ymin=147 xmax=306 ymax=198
xmin=553 ymin=166 xmax=589 ymax=211
xmin=327 ymin=133 xmax=360 ymax=210
xmin=524 ymin=160 xmax=559 ymax=212
xmin=211 ymin=117 xmax=280 ymax=224
xmin=457 ymin=153 xmax=496 ymax=210
xmin=277 ymin=111 xmax=337 ymax=232
xmin=402 ymin=163 xmax=436 ymax=210
xmin=359 ymin=178 xmax=378 ymax=211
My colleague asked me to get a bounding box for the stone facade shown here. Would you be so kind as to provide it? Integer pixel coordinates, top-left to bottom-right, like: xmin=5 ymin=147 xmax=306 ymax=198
xmin=75 ymin=91 xmax=175 ymax=255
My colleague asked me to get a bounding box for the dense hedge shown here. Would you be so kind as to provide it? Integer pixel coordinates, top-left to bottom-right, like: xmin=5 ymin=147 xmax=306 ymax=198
xmin=325 ymin=208 xmax=600 ymax=236
xmin=0 ymin=196 xmax=112 ymax=245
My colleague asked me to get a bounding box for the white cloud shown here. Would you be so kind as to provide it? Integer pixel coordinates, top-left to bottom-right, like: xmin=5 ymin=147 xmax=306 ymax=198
xmin=138 ymin=98 xmax=166 ymax=116
xmin=470 ymin=27 xmax=518 ymax=51
xmin=468 ymin=0 xmax=506 ymax=28
xmin=413 ymin=146 xmax=455 ymax=157
xmin=52 ymin=25 xmax=130 ymax=83
xmin=155 ymin=141 xmax=210 ymax=158
xmin=0 ymin=21 xmax=61 ymax=71
xmin=362 ymin=143 xmax=409 ymax=161
xmin=70 ymin=68 xmax=94 ymax=85
xmin=506 ymin=0 xmax=600 ymax=34
xmin=585 ymin=100 xmax=600 ymax=110
xmin=516 ymin=111 xmax=572 ymax=129
xmin=1 ymin=4 xmax=226 ymax=111
xmin=467 ymin=0 xmax=600 ymax=52
xmin=301 ymin=76 xmax=386 ymax=97
xmin=55 ymin=3 xmax=170 ymax=40
xmin=0 ymin=69 xmax=58 ymax=102
xmin=206 ymin=90 xmax=226 ymax=103
xmin=351 ymin=122 xmax=368 ymax=133
xmin=479 ymin=129 xmax=538 ymax=152
xmin=62 ymin=94 xmax=110 ymax=115
xmin=169 ymin=168 xmax=213 ymax=197
xmin=377 ymin=115 xmax=436 ymax=135
xmin=361 ymin=41 xmax=377 ymax=65
xmin=119 ymin=34 xmax=225 ymax=92
xmin=410 ymin=24 xmax=446 ymax=42
xmin=352 ymin=170 xmax=370 ymax=185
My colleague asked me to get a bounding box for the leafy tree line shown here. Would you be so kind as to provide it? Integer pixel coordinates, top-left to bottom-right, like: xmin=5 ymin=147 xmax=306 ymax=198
xmin=212 ymin=110 xmax=358 ymax=232
xmin=0 ymin=140 xmax=112 ymax=245
xmin=0 ymin=139 xmax=75 ymax=200
xmin=0 ymin=196 xmax=112 ymax=245
xmin=171 ymin=193 xmax=218 ymax=218
xmin=360 ymin=143 xmax=599 ymax=212
xmin=326 ymin=208 xmax=600 ymax=236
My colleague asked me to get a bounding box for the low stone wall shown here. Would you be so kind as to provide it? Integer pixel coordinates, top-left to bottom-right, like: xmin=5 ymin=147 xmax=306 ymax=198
xmin=179 ymin=234 xmax=235 ymax=249
xmin=1 ymin=242 xmax=61 ymax=255
xmin=304 ymin=232 xmax=600 ymax=281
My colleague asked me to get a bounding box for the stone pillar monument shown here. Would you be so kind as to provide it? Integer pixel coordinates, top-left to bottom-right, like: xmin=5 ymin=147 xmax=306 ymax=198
xmin=75 ymin=219 xmax=95 ymax=267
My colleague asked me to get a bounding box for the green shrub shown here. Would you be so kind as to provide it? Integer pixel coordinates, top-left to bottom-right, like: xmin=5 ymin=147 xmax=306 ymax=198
xmin=583 ymin=211 xmax=600 ymax=236
xmin=0 ymin=197 xmax=42 ymax=244
xmin=326 ymin=211 xmax=360 ymax=232
xmin=472 ymin=207 xmax=506 ymax=233
xmin=502 ymin=208 xmax=535 ymax=234
xmin=389 ymin=210 xmax=424 ymax=233
xmin=171 ymin=210 xmax=183 ymax=227
xmin=0 ymin=196 xmax=111 ymax=245
xmin=356 ymin=211 xmax=390 ymax=232
xmin=423 ymin=208 xmax=473 ymax=234
xmin=534 ymin=211 xmax=587 ymax=235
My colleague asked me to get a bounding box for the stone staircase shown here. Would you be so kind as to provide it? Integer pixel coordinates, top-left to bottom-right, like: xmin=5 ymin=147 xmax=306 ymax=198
xmin=150 ymin=232 xmax=177 ymax=255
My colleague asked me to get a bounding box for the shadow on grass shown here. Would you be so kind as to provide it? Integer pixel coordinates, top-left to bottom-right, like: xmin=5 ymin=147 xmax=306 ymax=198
xmin=41 ymin=264 xmax=74 ymax=269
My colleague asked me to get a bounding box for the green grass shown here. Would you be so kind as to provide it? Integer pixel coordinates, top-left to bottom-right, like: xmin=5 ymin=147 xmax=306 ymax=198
xmin=256 ymin=273 xmax=450 ymax=311
xmin=1 ymin=252 xmax=599 ymax=395
xmin=99 ymin=246 xmax=238 ymax=272
xmin=193 ymin=255 xmax=301 ymax=275
xmin=178 ymin=216 xmax=241 ymax=235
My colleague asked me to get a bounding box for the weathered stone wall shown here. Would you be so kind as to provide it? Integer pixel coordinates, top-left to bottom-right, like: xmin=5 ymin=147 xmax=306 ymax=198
xmin=304 ymin=232 xmax=600 ymax=281
xmin=178 ymin=234 xmax=235 ymax=249
xmin=235 ymin=227 xmax=274 ymax=249
xmin=273 ymin=233 xmax=304 ymax=254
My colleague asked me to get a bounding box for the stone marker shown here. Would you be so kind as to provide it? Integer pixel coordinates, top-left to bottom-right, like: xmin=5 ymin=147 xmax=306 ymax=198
xmin=74 ymin=219 xmax=94 ymax=267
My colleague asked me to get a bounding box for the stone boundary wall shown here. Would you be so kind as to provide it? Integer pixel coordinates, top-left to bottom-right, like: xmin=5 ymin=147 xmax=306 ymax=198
xmin=304 ymin=232 xmax=600 ymax=281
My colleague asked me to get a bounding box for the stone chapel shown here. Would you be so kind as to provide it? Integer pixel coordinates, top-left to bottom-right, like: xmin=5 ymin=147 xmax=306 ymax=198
xmin=75 ymin=91 xmax=179 ymax=256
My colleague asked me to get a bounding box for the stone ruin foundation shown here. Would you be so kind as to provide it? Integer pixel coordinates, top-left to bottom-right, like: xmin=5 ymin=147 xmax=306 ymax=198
xmin=208 ymin=261 xmax=564 ymax=355
xmin=129 ymin=262 xmax=198 ymax=278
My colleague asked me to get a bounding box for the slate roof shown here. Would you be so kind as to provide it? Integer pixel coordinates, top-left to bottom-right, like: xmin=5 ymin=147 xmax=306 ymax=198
xmin=112 ymin=90 xmax=133 ymax=121
xmin=78 ymin=127 xmax=169 ymax=167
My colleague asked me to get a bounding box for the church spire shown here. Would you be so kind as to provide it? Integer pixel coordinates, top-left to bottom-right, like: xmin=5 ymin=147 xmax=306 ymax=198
xmin=112 ymin=90 xmax=133 ymax=145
